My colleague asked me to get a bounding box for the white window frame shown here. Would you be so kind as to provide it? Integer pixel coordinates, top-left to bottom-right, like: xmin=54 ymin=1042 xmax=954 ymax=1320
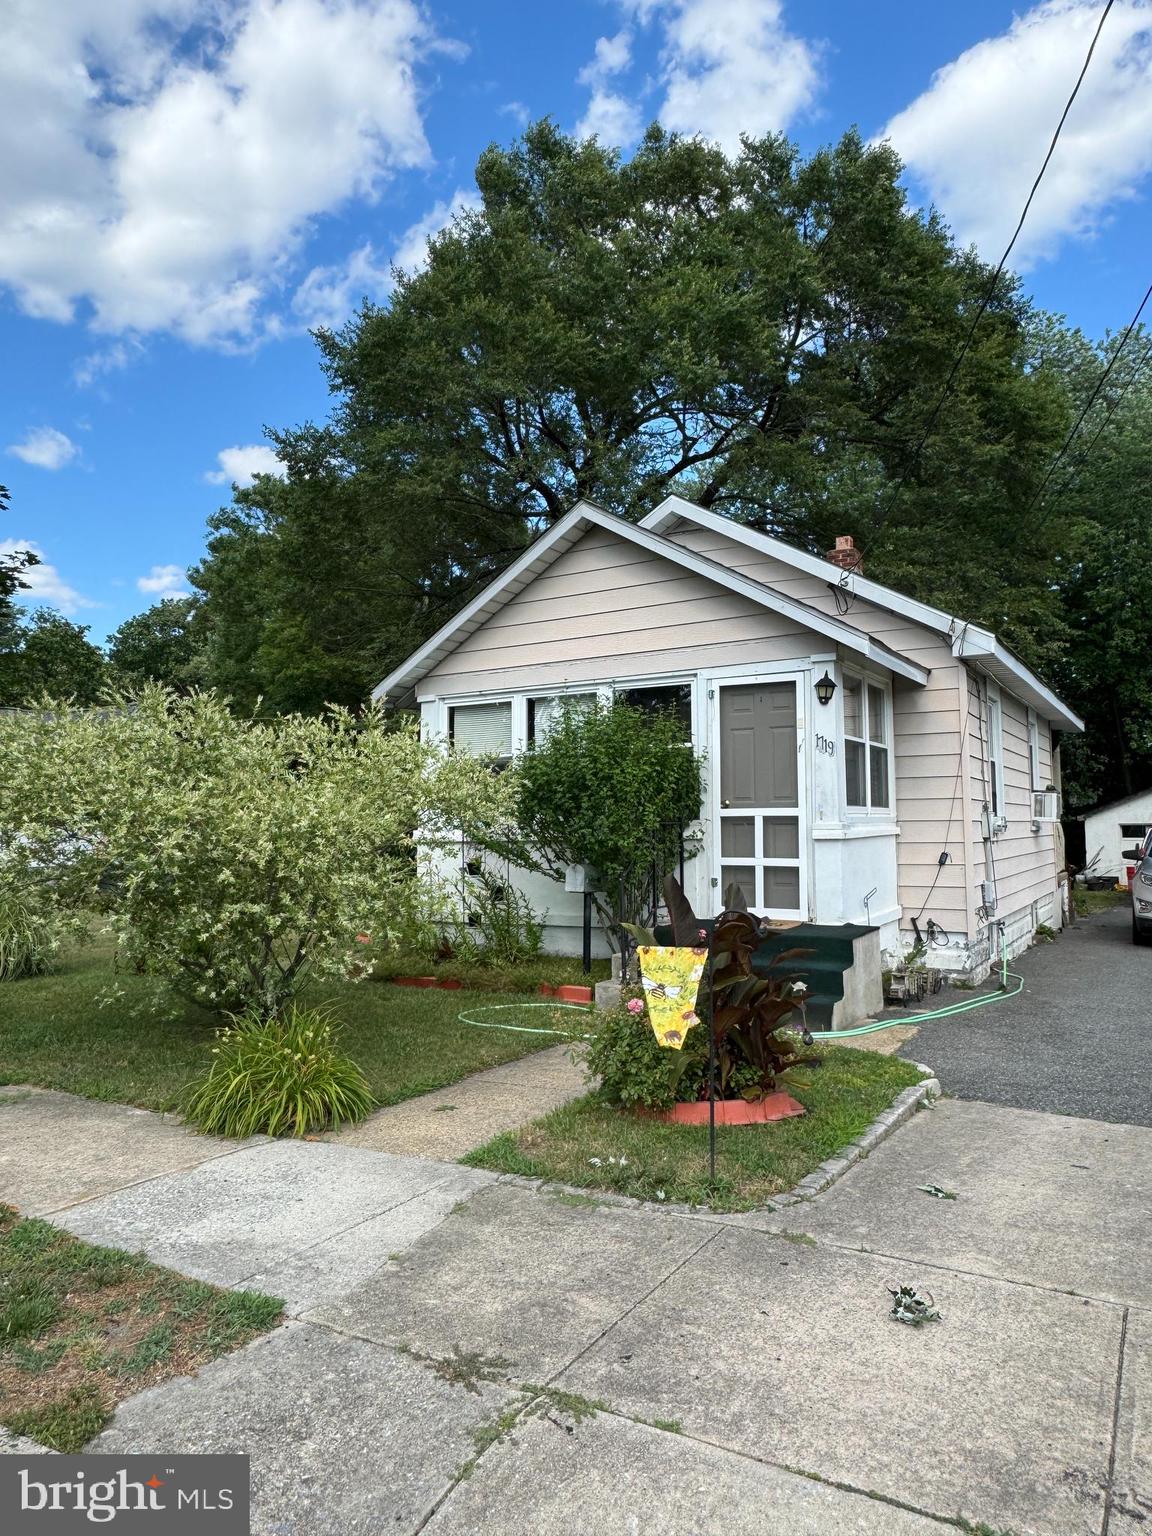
xmin=446 ymin=696 xmax=518 ymax=763
xmin=984 ymin=681 xmax=1005 ymax=823
xmin=1026 ymin=706 xmax=1041 ymax=791
xmin=842 ymin=672 xmax=893 ymax=816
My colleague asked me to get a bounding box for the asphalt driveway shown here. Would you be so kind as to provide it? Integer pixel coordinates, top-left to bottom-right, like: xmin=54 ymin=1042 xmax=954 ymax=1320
xmin=900 ymin=901 xmax=1151 ymax=1125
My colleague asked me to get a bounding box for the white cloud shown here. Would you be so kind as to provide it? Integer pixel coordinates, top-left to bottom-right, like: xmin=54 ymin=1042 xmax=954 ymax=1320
xmin=137 ymin=564 xmax=189 ymax=599
xmin=627 ymin=0 xmax=821 ymax=152
xmin=6 ymin=427 xmax=80 ymax=471
xmin=73 ymin=338 xmax=144 ymax=389
xmin=292 ymin=244 xmax=394 ymax=330
xmin=0 ymin=0 xmax=442 ymax=347
xmin=291 ymin=187 xmax=479 ymax=328
xmin=0 ymin=540 xmax=93 ymax=614
xmin=204 ymin=444 xmax=287 ymax=488
xmin=391 ymin=189 xmax=481 ymax=276
xmin=882 ymin=0 xmax=1152 ymax=267
xmin=576 ymin=29 xmax=643 ymax=145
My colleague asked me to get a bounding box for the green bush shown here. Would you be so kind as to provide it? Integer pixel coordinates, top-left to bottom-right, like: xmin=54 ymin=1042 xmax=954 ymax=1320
xmin=0 ymin=883 xmax=58 ymax=981
xmin=585 ymin=996 xmax=709 ymax=1111
xmin=452 ymin=866 xmax=544 ymax=968
xmin=182 ymin=1006 xmax=376 ymax=1138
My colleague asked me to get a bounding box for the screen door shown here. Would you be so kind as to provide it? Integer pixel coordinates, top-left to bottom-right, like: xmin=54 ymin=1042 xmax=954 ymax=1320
xmin=717 ymin=681 xmax=803 ymax=916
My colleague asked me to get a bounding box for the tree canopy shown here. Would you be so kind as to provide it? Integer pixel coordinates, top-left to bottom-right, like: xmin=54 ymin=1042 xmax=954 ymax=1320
xmin=186 ymin=119 xmax=1148 ymax=804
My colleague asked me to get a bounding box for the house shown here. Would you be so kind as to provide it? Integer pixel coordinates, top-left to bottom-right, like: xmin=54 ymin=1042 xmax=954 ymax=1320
xmin=372 ymin=495 xmax=1083 ymax=989
xmin=1080 ymin=787 xmax=1152 ymax=885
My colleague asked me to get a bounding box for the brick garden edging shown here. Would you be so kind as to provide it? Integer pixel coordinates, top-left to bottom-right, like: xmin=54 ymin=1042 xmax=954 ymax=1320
xmin=488 ymin=1066 xmax=940 ymax=1218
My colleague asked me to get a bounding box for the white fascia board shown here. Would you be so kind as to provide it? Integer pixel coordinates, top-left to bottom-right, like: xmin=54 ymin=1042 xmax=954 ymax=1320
xmin=373 ymin=499 xmax=929 ymax=702
xmin=641 ymin=496 xmax=961 ymax=637
xmin=644 ymin=494 xmax=1081 ymax=731
xmin=957 ymin=635 xmax=1085 ymax=733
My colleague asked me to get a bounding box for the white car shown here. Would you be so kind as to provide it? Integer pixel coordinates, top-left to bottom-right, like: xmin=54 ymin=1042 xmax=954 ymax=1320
xmin=1124 ymin=826 xmax=1152 ymax=945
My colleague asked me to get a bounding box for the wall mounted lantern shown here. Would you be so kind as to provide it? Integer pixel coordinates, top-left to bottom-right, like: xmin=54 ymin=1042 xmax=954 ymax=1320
xmin=815 ymin=670 xmax=837 ymax=706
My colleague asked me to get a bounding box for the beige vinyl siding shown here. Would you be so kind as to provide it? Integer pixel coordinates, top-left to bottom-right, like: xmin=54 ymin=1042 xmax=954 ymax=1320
xmin=419 ymin=526 xmax=816 ymax=697
xmin=968 ymin=675 xmax=1058 ymax=922
xmin=665 ymin=522 xmax=972 ymax=933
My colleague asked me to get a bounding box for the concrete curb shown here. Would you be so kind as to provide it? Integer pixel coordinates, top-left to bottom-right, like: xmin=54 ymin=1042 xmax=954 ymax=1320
xmin=484 ymin=1069 xmax=940 ymax=1220
xmin=769 ymin=1074 xmax=940 ymax=1207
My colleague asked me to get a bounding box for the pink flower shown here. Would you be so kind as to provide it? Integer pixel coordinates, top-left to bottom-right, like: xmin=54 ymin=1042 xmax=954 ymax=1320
xmin=356 ymin=933 xmax=372 ymax=945
xmin=626 ymin=998 xmax=645 ymax=1014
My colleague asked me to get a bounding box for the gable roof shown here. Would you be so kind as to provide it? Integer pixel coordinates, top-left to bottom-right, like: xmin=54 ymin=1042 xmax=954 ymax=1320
xmin=640 ymin=496 xmax=1084 ymax=733
xmin=372 ymin=500 xmax=930 ymax=703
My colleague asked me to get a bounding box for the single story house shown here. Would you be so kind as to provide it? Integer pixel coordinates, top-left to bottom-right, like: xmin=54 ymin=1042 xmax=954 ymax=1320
xmin=373 ymin=495 xmax=1083 ymax=985
xmin=1080 ymin=787 xmax=1152 ymax=884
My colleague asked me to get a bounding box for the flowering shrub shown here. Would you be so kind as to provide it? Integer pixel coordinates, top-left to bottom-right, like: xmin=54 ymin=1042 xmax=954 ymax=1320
xmin=585 ymin=994 xmax=709 ymax=1111
xmin=0 ymin=686 xmax=516 ymax=1018
xmin=182 ymin=1006 xmax=375 ymax=1138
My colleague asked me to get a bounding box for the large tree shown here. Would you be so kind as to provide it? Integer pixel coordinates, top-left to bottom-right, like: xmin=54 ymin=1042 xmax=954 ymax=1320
xmin=0 ymin=609 xmax=107 ymax=707
xmin=194 ymin=121 xmax=1071 ymax=709
xmin=107 ymin=595 xmax=206 ymax=693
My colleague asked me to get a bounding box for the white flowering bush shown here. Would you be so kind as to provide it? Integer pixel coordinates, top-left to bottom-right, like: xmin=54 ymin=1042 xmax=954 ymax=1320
xmin=0 ymin=687 xmax=516 ymax=1018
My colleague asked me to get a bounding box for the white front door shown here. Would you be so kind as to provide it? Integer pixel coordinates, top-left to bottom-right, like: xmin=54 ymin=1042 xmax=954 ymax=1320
xmin=712 ymin=678 xmax=807 ymax=920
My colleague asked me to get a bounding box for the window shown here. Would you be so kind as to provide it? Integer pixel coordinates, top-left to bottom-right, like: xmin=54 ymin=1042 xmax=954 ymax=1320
xmin=448 ymin=701 xmax=513 ymax=764
xmin=1026 ymin=708 xmax=1041 ymax=791
xmin=984 ymin=685 xmax=1004 ymax=818
xmin=843 ymin=676 xmax=890 ymax=810
xmin=621 ymin=683 xmax=692 ymax=737
xmin=527 ymin=692 xmax=597 ymax=744
xmin=1121 ymin=823 xmax=1152 ymax=840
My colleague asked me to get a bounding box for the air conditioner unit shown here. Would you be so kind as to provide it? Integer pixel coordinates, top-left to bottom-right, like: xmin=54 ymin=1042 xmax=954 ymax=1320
xmin=1032 ymin=790 xmax=1060 ymax=822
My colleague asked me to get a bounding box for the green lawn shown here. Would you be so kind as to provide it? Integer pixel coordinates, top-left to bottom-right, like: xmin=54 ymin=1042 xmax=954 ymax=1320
xmin=0 ymin=936 xmax=573 ymax=1113
xmin=0 ymin=1203 xmax=281 ymax=1451
xmin=463 ymin=1047 xmax=926 ymax=1213
xmin=1072 ymin=886 xmax=1127 ymax=916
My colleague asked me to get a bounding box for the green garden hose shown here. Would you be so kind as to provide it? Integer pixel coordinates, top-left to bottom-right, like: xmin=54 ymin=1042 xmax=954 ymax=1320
xmin=456 ymin=1001 xmax=594 ymax=1038
xmin=456 ymin=931 xmax=1024 ymax=1041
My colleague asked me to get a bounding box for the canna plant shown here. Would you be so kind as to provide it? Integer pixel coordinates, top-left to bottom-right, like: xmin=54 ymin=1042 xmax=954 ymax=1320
xmin=626 ymin=875 xmax=821 ymax=1103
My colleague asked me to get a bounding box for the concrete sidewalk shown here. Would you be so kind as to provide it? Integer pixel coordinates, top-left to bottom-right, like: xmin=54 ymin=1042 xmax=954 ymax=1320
xmin=328 ymin=1041 xmax=587 ymax=1159
xmin=4 ymin=1080 xmax=1148 ymax=1535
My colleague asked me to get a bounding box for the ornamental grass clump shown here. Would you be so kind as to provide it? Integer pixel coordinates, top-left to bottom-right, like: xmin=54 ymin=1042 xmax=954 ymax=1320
xmin=182 ymin=1006 xmax=375 ymax=1138
xmin=0 ymin=882 xmax=58 ymax=981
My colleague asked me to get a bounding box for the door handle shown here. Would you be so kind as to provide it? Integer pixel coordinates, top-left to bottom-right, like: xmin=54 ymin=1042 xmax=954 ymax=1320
xmin=721 ymin=799 xmax=731 ymax=808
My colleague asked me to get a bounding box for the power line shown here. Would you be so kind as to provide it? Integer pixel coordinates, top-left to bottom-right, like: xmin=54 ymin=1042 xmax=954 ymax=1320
xmin=1031 ymin=319 xmax=1152 ymax=528
xmin=867 ymin=0 xmax=1114 ymax=542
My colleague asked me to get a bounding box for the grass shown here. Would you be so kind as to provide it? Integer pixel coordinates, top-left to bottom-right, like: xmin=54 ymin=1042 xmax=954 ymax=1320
xmin=463 ymin=1046 xmax=925 ymax=1212
xmin=1072 ymin=886 xmax=1127 ymax=916
xmin=373 ymin=952 xmax=611 ymax=992
xmin=0 ymin=932 xmax=576 ymax=1114
xmin=0 ymin=1203 xmax=281 ymax=1451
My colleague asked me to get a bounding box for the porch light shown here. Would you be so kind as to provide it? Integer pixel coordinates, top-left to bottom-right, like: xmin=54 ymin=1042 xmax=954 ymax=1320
xmin=815 ymin=671 xmax=837 ymax=706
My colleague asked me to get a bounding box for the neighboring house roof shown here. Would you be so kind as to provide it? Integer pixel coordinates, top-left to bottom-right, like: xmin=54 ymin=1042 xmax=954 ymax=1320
xmin=372 ymin=500 xmax=931 ymax=704
xmin=640 ymin=496 xmax=1083 ymax=732
xmin=1080 ymin=786 xmax=1152 ymax=819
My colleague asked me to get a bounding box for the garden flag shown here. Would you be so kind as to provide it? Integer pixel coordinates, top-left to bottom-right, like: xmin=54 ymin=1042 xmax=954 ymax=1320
xmin=636 ymin=946 xmax=707 ymax=1049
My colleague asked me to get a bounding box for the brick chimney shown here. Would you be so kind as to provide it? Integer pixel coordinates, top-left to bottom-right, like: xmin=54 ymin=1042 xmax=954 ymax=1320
xmin=825 ymin=535 xmax=862 ymax=574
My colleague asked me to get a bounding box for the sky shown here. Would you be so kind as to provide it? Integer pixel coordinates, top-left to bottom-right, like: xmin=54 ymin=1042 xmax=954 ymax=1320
xmin=3 ymin=0 xmax=1152 ymax=643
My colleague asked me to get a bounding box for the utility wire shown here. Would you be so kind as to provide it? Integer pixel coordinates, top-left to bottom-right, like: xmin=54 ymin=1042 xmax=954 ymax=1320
xmin=1031 ymin=320 xmax=1152 ymax=529
xmin=866 ymin=0 xmax=1114 ymax=544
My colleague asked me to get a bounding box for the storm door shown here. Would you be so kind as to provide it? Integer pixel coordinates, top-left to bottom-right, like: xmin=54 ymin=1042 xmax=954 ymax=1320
xmin=716 ymin=681 xmax=804 ymax=918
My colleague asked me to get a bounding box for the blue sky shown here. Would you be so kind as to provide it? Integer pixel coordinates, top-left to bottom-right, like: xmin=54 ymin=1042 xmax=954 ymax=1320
xmin=3 ymin=0 xmax=1151 ymax=642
